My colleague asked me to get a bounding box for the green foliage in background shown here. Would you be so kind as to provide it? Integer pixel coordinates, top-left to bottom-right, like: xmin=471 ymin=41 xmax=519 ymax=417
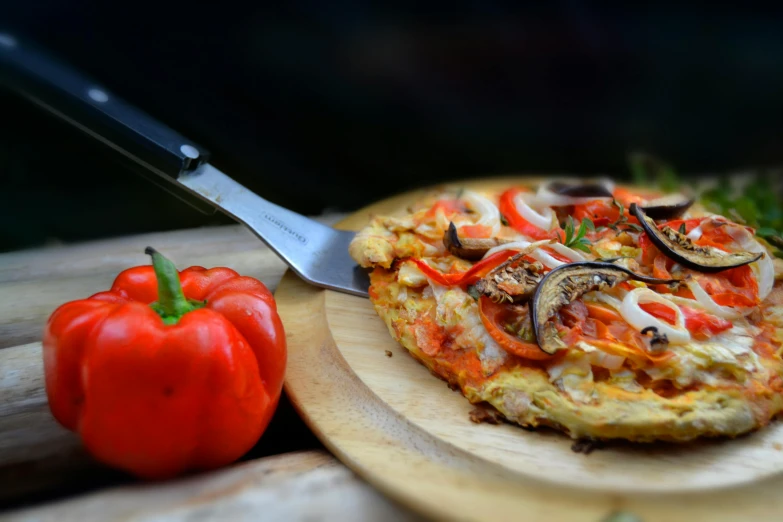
xmin=627 ymin=151 xmax=783 ymax=257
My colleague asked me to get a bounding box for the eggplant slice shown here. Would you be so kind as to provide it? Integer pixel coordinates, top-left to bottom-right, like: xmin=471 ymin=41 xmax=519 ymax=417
xmin=639 ymin=193 xmax=695 ymax=220
xmin=630 ymin=203 xmax=763 ymax=273
xmin=474 ymin=254 xmax=545 ymax=304
xmin=530 ymin=262 xmax=678 ymax=354
xmin=443 ymin=222 xmax=511 ymax=260
xmin=547 ymin=181 xmax=613 ymax=199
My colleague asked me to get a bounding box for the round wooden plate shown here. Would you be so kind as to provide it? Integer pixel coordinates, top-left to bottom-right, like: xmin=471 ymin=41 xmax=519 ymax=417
xmin=277 ymin=178 xmax=783 ymax=522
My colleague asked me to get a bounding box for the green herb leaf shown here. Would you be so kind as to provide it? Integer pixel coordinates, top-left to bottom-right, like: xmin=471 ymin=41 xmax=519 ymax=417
xmin=467 ymin=285 xmax=481 ymax=301
xmin=756 ymin=227 xmax=779 ymax=238
xmin=500 ymin=215 xmax=509 ymax=227
xmin=576 ymin=219 xmax=587 ymax=240
xmin=678 ymin=223 xmax=687 ymax=234
xmin=572 ymin=242 xmax=592 ymax=253
xmin=582 ymin=217 xmax=595 ymax=231
xmin=695 ymin=170 xmax=783 ymax=246
xmin=626 ymin=223 xmax=645 ymax=233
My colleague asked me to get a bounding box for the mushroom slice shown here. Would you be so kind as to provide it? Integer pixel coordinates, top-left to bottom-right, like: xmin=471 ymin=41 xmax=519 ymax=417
xmin=530 ymin=262 xmax=678 ymax=354
xmin=630 ymin=203 xmax=763 ymax=273
xmin=443 ymin=222 xmax=512 ymax=260
xmin=639 ymin=193 xmax=695 ymax=220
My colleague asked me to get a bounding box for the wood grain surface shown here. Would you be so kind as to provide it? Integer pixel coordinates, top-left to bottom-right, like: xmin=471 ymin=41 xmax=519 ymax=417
xmin=278 ymin=178 xmax=783 ymax=522
xmin=2 ymin=450 xmax=418 ymax=522
xmin=0 ymin=218 xmax=416 ymax=520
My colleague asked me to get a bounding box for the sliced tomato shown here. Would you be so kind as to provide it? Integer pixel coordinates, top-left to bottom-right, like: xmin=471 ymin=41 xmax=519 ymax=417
xmin=660 ymin=217 xmax=703 ymax=234
xmin=412 ymin=316 xmax=446 ymax=356
xmin=638 ymin=233 xmax=658 ymax=265
xmin=571 ymin=200 xmax=620 ymax=227
xmin=411 ymin=250 xmax=517 ymax=287
xmin=425 ymin=199 xmax=464 ymax=219
xmin=652 ymin=254 xmax=673 ymax=280
xmin=499 ymin=188 xmax=556 ymax=240
xmin=560 ymin=300 xmax=588 ymax=327
xmin=585 ymin=302 xmax=623 ymax=323
xmin=613 ymin=187 xmax=651 ymax=207
xmin=639 ymin=302 xmax=733 ymax=340
xmin=695 ymin=265 xmax=759 ymax=308
xmin=598 ymin=322 xmax=676 ymax=366
xmin=458 ymin=224 xmax=494 ymax=238
xmin=478 ymin=296 xmax=552 ymax=360
xmin=588 ymin=339 xmax=675 ymax=365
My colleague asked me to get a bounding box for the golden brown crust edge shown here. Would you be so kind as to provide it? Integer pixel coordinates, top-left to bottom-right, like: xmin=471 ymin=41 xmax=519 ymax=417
xmin=372 ymin=282 xmax=783 ymax=442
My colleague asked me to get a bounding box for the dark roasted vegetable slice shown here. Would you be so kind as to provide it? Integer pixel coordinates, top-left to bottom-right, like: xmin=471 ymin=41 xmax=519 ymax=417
xmin=443 ymin=222 xmax=511 ymax=260
xmin=530 ymin=262 xmax=678 ymax=354
xmin=547 ymin=181 xmax=613 ymax=199
xmin=639 ymin=193 xmax=695 ymax=220
xmin=474 ymin=253 xmax=544 ymax=303
xmin=630 ymin=203 xmax=764 ymax=273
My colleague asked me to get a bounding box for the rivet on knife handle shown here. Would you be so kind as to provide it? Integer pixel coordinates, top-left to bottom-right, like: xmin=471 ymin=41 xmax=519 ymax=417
xmin=0 ymin=34 xmax=207 ymax=183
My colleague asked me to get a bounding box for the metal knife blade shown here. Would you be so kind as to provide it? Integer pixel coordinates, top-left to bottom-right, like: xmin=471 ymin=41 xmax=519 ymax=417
xmin=0 ymin=33 xmax=369 ymax=297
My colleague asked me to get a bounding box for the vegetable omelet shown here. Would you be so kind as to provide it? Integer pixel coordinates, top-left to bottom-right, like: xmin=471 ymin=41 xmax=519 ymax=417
xmin=349 ymin=179 xmax=783 ymax=442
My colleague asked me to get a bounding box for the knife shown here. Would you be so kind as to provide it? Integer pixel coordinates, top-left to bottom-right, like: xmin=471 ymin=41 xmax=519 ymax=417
xmin=0 ymin=33 xmax=369 ymax=297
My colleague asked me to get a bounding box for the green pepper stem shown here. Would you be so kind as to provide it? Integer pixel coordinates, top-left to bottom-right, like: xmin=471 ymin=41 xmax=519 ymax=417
xmin=146 ymin=247 xmax=194 ymax=321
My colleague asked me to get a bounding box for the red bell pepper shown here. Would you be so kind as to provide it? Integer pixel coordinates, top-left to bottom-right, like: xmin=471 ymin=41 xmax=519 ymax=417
xmin=43 ymin=248 xmax=286 ymax=480
xmin=499 ymin=188 xmax=557 ymax=240
xmin=411 ymin=250 xmax=518 ymax=287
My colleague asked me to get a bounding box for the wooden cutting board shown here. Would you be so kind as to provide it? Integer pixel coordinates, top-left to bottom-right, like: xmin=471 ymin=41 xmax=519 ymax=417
xmin=277 ymin=177 xmax=783 ymax=522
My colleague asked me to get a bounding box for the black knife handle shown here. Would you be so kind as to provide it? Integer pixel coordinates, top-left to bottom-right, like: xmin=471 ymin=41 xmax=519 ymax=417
xmin=0 ymin=32 xmax=209 ymax=180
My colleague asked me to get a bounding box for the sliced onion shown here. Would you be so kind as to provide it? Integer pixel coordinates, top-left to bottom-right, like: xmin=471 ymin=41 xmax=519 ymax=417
xmin=686 ymin=225 xmax=703 ymax=241
xmin=547 ymin=242 xmax=587 ymax=262
xmin=534 ymin=179 xmax=614 ymax=207
xmin=620 ymin=288 xmax=691 ymax=344
xmin=723 ymin=224 xmax=774 ymax=300
xmin=461 ymin=190 xmax=501 ymax=236
xmin=532 ymin=249 xmax=568 ymax=269
xmin=583 ymin=291 xmax=624 ymax=311
xmin=483 ymin=239 xmax=546 ymax=259
xmin=515 ymin=192 xmax=555 ymax=230
xmin=481 ymin=239 xmax=580 ymax=269
xmin=577 ymin=341 xmax=625 ymax=370
xmin=427 ymin=278 xmax=448 ymax=301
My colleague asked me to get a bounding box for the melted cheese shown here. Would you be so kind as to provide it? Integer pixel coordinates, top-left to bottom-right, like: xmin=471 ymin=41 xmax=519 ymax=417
xmin=397 ymin=262 xmax=427 ymax=287
xmin=429 ymin=284 xmax=508 ymax=373
xmin=644 ymin=323 xmax=765 ymax=387
xmin=546 ymin=353 xmax=596 ymax=403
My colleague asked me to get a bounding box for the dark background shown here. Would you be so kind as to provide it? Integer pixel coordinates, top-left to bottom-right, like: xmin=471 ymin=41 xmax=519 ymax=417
xmin=3 ymin=3 xmax=783 ymax=252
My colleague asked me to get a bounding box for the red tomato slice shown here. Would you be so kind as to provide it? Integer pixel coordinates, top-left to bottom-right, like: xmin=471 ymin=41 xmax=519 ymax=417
xmin=499 ymin=188 xmax=556 ymax=240
xmin=639 ymin=302 xmax=732 ymax=340
xmin=458 ymin=224 xmax=494 ymax=238
xmin=425 ymin=199 xmax=464 ymax=218
xmin=478 ymin=296 xmax=553 ymax=360
xmin=695 ymin=266 xmax=759 ymax=308
xmin=661 ymin=218 xmax=703 ymax=234
xmin=571 ymin=200 xmax=620 ymax=227
xmin=613 ymin=187 xmax=650 ymax=207
xmin=585 ymin=302 xmax=623 ymax=323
